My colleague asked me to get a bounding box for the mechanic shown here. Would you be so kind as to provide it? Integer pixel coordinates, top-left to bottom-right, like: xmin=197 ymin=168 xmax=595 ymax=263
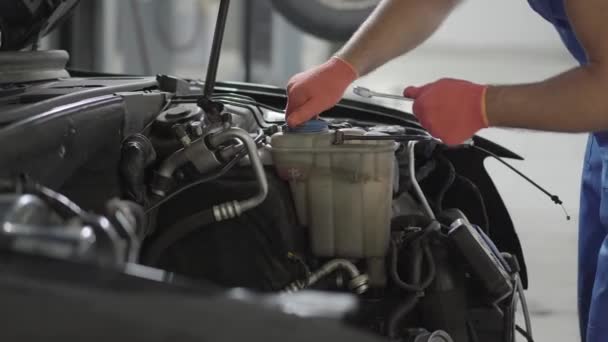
xmin=284 ymin=0 xmax=607 ymax=341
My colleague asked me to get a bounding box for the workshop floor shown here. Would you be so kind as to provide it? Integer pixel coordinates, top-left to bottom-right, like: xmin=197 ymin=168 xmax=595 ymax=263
xmin=356 ymin=47 xmax=583 ymax=341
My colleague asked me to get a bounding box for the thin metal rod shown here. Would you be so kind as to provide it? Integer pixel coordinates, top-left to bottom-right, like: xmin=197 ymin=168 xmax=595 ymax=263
xmin=517 ymin=276 xmax=534 ymax=341
xmin=242 ymin=0 xmax=253 ymax=82
xmin=204 ymin=0 xmax=231 ymax=98
xmin=408 ymin=141 xmax=435 ymax=219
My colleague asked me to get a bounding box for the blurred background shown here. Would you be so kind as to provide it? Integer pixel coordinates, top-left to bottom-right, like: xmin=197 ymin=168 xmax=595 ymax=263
xmin=41 ymin=0 xmax=583 ymax=340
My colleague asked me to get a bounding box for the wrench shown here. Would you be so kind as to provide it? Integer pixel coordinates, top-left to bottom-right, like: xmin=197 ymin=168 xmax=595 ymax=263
xmin=353 ymin=86 xmax=414 ymax=102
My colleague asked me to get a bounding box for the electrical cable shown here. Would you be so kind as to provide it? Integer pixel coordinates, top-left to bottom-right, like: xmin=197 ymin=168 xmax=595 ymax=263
xmin=408 ymin=141 xmax=436 ymax=219
xmin=516 ymin=325 xmax=535 ymax=342
xmin=497 ymin=278 xmax=519 ymax=342
xmin=472 ymin=145 xmax=570 ymax=220
xmin=455 ymin=174 xmax=490 ymax=235
xmin=140 ymin=98 xmax=173 ymax=133
xmin=144 ymin=132 xmax=267 ymax=265
xmin=145 ymin=149 xmax=246 ymax=214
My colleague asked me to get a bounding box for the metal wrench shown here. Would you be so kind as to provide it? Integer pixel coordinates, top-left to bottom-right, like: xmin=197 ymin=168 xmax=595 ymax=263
xmin=353 ymin=86 xmax=414 ymax=102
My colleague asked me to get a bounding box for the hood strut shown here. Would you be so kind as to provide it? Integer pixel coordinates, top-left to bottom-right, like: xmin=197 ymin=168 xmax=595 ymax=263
xmin=199 ymin=0 xmax=231 ymax=122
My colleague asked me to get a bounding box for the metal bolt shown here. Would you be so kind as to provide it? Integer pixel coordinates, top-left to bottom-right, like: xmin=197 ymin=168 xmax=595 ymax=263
xmin=58 ymin=145 xmax=66 ymax=158
xmin=188 ymin=121 xmax=204 ymax=137
xmin=348 ymin=274 xmax=370 ymax=294
xmin=173 ymin=125 xmax=192 ymax=146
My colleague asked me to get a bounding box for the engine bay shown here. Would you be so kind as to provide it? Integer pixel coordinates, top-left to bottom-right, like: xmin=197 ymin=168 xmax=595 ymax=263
xmin=0 ymin=1 xmax=546 ymax=340
xmin=0 ymin=71 xmax=534 ymax=342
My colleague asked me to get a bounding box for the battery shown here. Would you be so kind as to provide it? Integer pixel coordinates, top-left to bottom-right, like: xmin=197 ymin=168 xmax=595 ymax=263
xmin=446 ymin=212 xmax=513 ymax=300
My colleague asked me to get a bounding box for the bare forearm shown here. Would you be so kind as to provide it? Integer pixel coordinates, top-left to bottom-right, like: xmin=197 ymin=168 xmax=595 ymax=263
xmin=336 ymin=0 xmax=461 ymax=76
xmin=486 ymin=64 xmax=608 ymax=132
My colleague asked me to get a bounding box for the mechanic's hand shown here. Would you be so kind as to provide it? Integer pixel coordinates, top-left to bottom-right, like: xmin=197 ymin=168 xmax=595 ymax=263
xmin=285 ymin=56 xmax=358 ymax=127
xmin=404 ymin=78 xmax=489 ymax=146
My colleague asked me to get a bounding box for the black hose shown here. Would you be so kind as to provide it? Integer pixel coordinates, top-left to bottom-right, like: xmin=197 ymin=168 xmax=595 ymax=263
xmin=389 ymin=218 xmax=439 ymax=312
xmin=435 ymin=154 xmax=456 ymax=213
xmin=387 ymin=294 xmax=420 ymax=339
xmin=142 ymin=209 xmax=216 ymax=266
xmin=389 ymin=237 xmax=436 ymax=293
xmin=456 ymin=174 xmax=490 ymax=235
xmin=419 ymin=244 xmax=436 ymax=289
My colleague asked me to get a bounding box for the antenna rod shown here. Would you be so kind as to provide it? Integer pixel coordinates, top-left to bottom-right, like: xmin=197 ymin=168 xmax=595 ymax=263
xmin=204 ymin=0 xmax=231 ymax=99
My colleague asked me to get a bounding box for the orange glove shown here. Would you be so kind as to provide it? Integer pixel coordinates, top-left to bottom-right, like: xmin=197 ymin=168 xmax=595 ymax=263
xmin=404 ymin=78 xmax=489 ymax=146
xmin=285 ymin=56 xmax=358 ymax=127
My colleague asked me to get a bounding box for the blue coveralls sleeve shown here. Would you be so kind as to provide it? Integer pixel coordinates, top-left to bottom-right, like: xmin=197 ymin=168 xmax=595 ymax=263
xmin=527 ymin=1 xmax=608 ymax=341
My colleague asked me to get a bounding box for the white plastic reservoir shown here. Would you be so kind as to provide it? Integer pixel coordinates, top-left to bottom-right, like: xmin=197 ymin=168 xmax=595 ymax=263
xmin=270 ymin=120 xmax=397 ymax=261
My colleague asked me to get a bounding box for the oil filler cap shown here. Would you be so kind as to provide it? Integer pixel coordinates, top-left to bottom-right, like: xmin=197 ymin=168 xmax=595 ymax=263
xmin=286 ymin=119 xmax=329 ymax=134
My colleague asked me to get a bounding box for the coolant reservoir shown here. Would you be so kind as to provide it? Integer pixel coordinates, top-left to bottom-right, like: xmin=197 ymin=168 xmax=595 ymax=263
xmin=270 ymin=120 xmax=397 ymax=262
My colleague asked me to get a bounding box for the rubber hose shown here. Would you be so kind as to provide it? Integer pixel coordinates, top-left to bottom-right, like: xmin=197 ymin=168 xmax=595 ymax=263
xmin=435 ymin=154 xmax=456 ymax=213
xmin=142 ymin=209 xmax=216 ymax=266
xmin=387 ymin=294 xmax=420 ymax=339
xmin=390 ymin=239 xmax=437 ymax=293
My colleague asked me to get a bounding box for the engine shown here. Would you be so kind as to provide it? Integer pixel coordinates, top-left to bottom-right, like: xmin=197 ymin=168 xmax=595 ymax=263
xmin=118 ymin=87 xmax=527 ymax=342
xmin=0 ymin=76 xmax=531 ymax=342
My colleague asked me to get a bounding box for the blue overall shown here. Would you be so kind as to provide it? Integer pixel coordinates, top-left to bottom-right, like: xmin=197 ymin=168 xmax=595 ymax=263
xmin=528 ymin=1 xmax=608 ymax=341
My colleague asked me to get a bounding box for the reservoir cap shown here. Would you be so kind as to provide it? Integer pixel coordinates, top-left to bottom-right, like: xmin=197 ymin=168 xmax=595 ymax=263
xmin=286 ymin=119 xmax=329 ymax=133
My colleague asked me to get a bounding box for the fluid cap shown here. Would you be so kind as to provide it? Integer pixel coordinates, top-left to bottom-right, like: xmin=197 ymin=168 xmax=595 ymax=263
xmin=286 ymin=119 xmax=329 ymax=133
